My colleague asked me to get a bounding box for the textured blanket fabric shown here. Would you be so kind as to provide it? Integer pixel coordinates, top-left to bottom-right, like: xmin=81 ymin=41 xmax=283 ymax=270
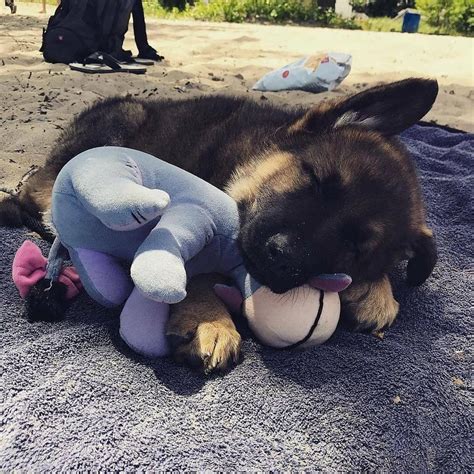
xmin=0 ymin=124 xmax=472 ymax=471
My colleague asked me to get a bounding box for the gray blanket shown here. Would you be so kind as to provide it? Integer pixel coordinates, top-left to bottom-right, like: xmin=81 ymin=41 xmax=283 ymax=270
xmin=1 ymin=124 xmax=472 ymax=471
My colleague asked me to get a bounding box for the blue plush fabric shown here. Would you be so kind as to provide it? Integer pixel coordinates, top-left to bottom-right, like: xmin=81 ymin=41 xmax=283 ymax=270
xmin=51 ymin=147 xmax=243 ymax=305
xmin=0 ymin=124 xmax=472 ymax=470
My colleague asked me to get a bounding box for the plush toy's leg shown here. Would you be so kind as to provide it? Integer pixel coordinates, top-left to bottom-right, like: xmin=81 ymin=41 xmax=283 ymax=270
xmin=70 ymin=248 xmax=133 ymax=307
xmin=70 ymin=152 xmax=170 ymax=231
xmin=119 ymin=287 xmax=170 ymax=357
xmin=132 ymin=204 xmax=215 ymax=304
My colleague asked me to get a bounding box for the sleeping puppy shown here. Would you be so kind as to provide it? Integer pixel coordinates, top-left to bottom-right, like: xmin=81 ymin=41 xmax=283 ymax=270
xmin=0 ymin=78 xmax=438 ymax=373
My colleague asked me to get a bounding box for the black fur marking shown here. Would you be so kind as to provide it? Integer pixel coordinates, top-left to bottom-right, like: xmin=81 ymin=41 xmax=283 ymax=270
xmin=167 ymin=331 xmax=195 ymax=351
xmin=0 ymin=196 xmax=22 ymax=227
xmin=407 ymin=232 xmax=438 ymax=286
xmin=25 ymin=279 xmax=68 ymax=323
xmin=0 ymin=196 xmax=55 ymax=242
xmin=299 ymin=78 xmax=439 ymax=136
xmin=21 ymin=211 xmax=55 ymax=243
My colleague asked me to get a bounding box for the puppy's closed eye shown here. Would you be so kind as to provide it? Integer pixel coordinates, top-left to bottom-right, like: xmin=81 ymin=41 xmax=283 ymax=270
xmin=301 ymin=162 xmax=320 ymax=193
xmin=302 ymin=163 xmax=344 ymax=201
xmin=343 ymin=237 xmax=360 ymax=255
xmin=342 ymin=224 xmax=381 ymax=256
xmin=321 ymin=173 xmax=344 ymax=200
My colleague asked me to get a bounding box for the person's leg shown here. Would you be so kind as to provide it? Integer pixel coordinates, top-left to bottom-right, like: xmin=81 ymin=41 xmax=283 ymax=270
xmin=132 ymin=0 xmax=148 ymax=52
xmin=132 ymin=0 xmax=164 ymax=61
xmin=40 ymin=0 xmax=46 ymax=13
xmin=5 ymin=0 xmax=16 ymax=13
xmin=106 ymin=0 xmax=135 ymax=61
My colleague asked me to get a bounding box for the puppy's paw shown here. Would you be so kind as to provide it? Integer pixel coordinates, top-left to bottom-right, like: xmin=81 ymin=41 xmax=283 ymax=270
xmin=167 ymin=318 xmax=241 ymax=375
xmin=340 ymin=275 xmax=399 ymax=332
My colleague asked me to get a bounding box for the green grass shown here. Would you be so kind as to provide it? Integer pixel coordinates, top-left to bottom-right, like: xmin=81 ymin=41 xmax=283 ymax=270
xmin=354 ymin=16 xmax=462 ymax=35
xmin=24 ymin=0 xmax=59 ymax=5
xmin=142 ymin=0 xmax=359 ymax=28
xmin=142 ymin=1 xmax=470 ymax=35
xmin=27 ymin=0 xmax=469 ymax=36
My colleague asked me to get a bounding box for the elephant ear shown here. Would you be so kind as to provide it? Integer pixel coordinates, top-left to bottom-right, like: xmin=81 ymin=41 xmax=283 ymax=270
xmin=12 ymin=240 xmax=48 ymax=298
xmin=214 ymin=284 xmax=244 ymax=315
xmin=58 ymin=267 xmax=83 ymax=299
xmin=12 ymin=240 xmax=82 ymax=300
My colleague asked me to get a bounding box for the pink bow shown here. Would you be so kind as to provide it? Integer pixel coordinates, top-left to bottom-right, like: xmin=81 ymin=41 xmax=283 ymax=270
xmin=12 ymin=240 xmax=82 ymax=299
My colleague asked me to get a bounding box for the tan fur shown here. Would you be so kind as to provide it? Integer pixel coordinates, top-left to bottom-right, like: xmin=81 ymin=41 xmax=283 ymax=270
xmin=166 ymin=274 xmax=241 ymax=373
xmin=226 ymin=151 xmax=301 ymax=204
xmin=421 ymin=226 xmax=433 ymax=238
xmin=340 ymin=275 xmax=400 ymax=332
xmin=28 ymin=179 xmax=54 ymax=211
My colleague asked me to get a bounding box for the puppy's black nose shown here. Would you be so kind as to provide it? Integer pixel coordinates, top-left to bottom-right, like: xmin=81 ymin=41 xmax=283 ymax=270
xmin=265 ymin=233 xmax=293 ymax=273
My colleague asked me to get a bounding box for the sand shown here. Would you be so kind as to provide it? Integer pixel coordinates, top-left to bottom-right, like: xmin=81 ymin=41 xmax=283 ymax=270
xmin=1 ymin=2 xmax=473 ymax=192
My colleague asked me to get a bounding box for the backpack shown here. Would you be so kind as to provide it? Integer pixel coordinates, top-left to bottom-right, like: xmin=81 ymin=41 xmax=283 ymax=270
xmin=40 ymin=0 xmax=136 ymax=64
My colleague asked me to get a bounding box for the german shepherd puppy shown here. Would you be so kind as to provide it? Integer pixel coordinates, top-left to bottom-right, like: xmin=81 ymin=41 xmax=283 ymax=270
xmin=0 ymin=78 xmax=438 ymax=373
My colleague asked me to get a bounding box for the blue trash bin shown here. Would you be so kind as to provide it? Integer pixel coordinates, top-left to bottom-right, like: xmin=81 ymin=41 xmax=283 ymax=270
xmin=402 ymin=12 xmax=421 ymax=33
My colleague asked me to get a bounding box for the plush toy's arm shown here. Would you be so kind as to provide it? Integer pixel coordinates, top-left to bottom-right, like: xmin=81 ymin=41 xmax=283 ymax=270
xmin=131 ymin=204 xmax=216 ymax=304
xmin=69 ymin=151 xmax=170 ymax=230
xmin=229 ymin=264 xmax=262 ymax=300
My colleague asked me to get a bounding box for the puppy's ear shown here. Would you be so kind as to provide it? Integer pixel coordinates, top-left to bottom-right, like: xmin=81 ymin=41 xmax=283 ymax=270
xmin=289 ymin=78 xmax=438 ymax=136
xmin=406 ymin=227 xmax=437 ymax=286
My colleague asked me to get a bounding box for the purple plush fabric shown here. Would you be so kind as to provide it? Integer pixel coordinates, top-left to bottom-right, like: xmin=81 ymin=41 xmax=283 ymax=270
xmin=74 ymin=248 xmax=133 ymax=307
xmin=119 ymin=288 xmax=170 ymax=357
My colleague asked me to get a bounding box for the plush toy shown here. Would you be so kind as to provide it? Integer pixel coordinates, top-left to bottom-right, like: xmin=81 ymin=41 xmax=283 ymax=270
xmin=214 ymin=277 xmax=344 ymax=349
xmin=12 ymin=147 xmax=351 ymax=356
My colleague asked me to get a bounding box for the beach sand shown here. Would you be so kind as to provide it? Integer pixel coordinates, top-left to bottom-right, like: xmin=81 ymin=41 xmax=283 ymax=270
xmin=1 ymin=2 xmax=473 ymax=192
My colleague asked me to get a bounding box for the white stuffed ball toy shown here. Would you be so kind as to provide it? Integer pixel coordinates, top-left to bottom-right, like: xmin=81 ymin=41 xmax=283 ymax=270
xmin=215 ymin=273 xmax=350 ymax=350
xmin=244 ymin=285 xmax=341 ymax=349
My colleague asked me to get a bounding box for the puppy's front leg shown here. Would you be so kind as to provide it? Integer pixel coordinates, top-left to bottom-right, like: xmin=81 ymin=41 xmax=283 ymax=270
xmin=166 ymin=273 xmax=241 ymax=374
xmin=340 ymin=274 xmax=400 ymax=332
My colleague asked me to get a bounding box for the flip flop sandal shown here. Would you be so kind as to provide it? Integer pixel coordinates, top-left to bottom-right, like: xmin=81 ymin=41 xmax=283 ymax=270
xmin=137 ymin=46 xmax=164 ymax=62
xmin=70 ymin=52 xmax=146 ymax=74
xmin=110 ymin=49 xmax=154 ymax=66
xmin=130 ymin=57 xmax=155 ymax=66
xmin=117 ymin=56 xmax=155 ymax=66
